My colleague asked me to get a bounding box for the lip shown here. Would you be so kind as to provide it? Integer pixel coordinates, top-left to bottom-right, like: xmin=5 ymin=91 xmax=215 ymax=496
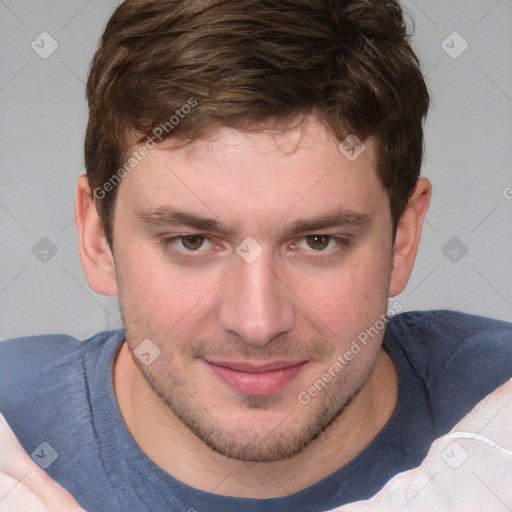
xmin=204 ymin=359 xmax=308 ymax=396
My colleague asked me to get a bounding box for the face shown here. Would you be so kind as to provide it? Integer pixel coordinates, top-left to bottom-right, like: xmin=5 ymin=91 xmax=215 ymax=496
xmin=111 ymin=116 xmax=395 ymax=462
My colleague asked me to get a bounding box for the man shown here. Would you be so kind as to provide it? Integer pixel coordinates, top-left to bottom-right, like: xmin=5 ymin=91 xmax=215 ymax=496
xmin=0 ymin=0 xmax=511 ymax=511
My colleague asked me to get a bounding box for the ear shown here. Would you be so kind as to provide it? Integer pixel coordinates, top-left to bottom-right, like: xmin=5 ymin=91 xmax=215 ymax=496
xmin=75 ymin=175 xmax=118 ymax=296
xmin=388 ymin=177 xmax=432 ymax=297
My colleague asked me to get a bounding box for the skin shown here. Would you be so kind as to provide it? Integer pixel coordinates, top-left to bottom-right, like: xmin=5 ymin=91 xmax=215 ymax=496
xmin=0 ymin=414 xmax=84 ymax=511
xmin=75 ymin=115 xmax=431 ymax=498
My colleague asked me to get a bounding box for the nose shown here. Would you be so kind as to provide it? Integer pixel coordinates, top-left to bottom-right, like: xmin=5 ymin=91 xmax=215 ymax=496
xmin=219 ymin=251 xmax=296 ymax=347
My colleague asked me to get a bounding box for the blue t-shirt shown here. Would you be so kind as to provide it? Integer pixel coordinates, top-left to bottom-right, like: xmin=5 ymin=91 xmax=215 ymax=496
xmin=1 ymin=310 xmax=511 ymax=512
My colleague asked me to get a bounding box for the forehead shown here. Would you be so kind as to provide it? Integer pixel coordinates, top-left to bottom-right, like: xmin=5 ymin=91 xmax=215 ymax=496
xmin=169 ymin=118 xmax=370 ymax=168
xmin=116 ymin=117 xmax=387 ymax=231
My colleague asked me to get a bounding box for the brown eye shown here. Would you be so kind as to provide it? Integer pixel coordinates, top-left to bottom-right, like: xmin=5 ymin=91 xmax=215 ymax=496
xmin=180 ymin=235 xmax=206 ymax=250
xmin=305 ymin=235 xmax=330 ymax=251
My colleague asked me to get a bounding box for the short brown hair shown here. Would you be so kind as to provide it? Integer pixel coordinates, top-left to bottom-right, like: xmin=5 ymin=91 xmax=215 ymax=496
xmin=85 ymin=0 xmax=429 ymax=246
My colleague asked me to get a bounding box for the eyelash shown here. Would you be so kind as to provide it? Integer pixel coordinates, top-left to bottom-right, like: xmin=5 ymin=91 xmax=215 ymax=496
xmin=291 ymin=235 xmax=351 ymax=254
xmin=160 ymin=235 xmax=218 ymax=259
xmin=160 ymin=234 xmax=352 ymax=261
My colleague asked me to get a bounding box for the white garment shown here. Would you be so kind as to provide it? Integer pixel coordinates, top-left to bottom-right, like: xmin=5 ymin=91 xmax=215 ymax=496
xmin=330 ymin=378 xmax=512 ymax=512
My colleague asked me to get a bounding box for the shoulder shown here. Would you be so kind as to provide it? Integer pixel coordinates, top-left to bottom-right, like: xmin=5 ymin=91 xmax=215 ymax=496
xmin=0 ymin=333 xmax=81 ymax=373
xmin=387 ymin=308 xmax=512 ymax=338
xmin=0 ymin=330 xmax=125 ymax=510
xmin=0 ymin=330 xmax=124 ymax=432
xmin=385 ymin=309 xmax=512 ymax=371
xmin=0 ymin=333 xmax=81 ymax=408
xmin=0 ymin=330 xmax=121 ymax=388
xmin=384 ymin=309 xmax=512 ymax=433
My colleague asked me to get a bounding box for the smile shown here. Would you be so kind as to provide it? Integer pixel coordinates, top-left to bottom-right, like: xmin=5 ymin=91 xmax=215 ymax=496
xmin=204 ymin=359 xmax=309 ymax=396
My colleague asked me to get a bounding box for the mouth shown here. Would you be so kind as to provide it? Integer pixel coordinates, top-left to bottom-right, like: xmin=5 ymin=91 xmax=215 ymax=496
xmin=203 ymin=359 xmax=309 ymax=396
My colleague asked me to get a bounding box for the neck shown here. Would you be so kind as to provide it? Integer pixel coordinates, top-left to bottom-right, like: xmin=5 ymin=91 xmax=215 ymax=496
xmin=113 ymin=342 xmax=397 ymax=498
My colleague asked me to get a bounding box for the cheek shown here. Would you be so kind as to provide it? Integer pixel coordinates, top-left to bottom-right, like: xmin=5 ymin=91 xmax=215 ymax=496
xmin=115 ymin=244 xmax=208 ymax=331
xmin=297 ymin=248 xmax=391 ymax=336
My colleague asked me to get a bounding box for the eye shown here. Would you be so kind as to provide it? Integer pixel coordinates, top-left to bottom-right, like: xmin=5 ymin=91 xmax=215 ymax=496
xmin=298 ymin=235 xmax=343 ymax=252
xmin=159 ymin=234 xmax=222 ymax=262
xmin=288 ymin=234 xmax=352 ymax=261
xmin=179 ymin=235 xmax=206 ymax=251
xmin=305 ymin=235 xmax=331 ymax=251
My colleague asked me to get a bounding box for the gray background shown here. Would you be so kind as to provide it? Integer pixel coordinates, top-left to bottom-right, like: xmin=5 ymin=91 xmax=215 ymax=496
xmin=0 ymin=0 xmax=511 ymax=341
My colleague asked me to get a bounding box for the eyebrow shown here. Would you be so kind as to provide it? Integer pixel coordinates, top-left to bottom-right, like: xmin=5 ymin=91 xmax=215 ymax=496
xmin=280 ymin=208 xmax=371 ymax=236
xmin=136 ymin=206 xmax=371 ymax=237
xmin=136 ymin=207 xmax=233 ymax=235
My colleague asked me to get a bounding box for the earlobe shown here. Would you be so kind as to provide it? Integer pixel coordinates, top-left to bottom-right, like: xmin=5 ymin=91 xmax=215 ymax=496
xmin=75 ymin=175 xmax=118 ymax=296
xmin=388 ymin=177 xmax=432 ymax=297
